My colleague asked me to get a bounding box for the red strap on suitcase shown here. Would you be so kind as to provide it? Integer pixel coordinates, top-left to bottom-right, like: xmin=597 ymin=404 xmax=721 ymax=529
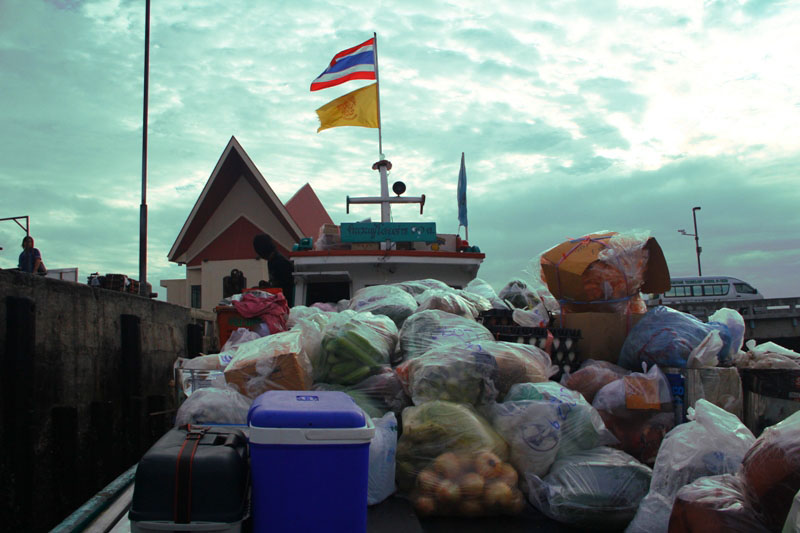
xmin=173 ymin=425 xmax=208 ymax=524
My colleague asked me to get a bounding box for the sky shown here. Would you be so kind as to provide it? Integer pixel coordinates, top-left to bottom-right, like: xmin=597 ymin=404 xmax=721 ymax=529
xmin=1 ymin=0 xmax=799 ymax=300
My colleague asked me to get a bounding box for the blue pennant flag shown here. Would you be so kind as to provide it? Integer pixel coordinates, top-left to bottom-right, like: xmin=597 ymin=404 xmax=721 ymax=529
xmin=457 ymin=152 xmax=468 ymax=228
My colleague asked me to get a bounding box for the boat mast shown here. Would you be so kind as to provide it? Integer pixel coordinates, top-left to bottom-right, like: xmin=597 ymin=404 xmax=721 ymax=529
xmin=347 ymin=160 xmax=426 ymax=223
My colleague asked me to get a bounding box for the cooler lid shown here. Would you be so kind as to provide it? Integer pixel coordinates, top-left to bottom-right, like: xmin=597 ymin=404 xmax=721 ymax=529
xmin=248 ymin=390 xmax=366 ymax=429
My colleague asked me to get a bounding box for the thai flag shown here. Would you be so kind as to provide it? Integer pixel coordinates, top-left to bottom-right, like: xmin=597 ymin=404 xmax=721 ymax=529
xmin=310 ymin=38 xmax=376 ymax=91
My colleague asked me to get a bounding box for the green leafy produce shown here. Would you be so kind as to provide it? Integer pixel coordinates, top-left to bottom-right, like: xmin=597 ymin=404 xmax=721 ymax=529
xmin=314 ymin=311 xmax=398 ymax=386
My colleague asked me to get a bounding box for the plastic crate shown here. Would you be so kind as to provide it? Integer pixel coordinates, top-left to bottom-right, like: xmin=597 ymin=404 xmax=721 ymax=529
xmin=214 ymin=307 xmax=264 ymax=349
xmin=477 ymin=309 xmax=516 ymax=328
xmin=487 ymin=325 xmax=581 ymax=379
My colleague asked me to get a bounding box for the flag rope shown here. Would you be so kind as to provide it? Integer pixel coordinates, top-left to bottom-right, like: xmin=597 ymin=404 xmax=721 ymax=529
xmin=373 ymin=32 xmax=384 ymax=159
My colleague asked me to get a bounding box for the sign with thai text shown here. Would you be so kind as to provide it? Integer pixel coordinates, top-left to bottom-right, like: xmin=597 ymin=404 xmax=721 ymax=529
xmin=340 ymin=222 xmax=437 ymax=243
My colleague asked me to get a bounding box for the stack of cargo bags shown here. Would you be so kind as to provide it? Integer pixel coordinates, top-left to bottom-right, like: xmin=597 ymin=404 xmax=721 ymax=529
xmin=165 ymin=229 xmax=800 ymax=532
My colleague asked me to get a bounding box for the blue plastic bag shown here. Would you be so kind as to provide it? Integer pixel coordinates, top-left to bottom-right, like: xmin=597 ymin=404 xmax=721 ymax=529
xmin=618 ymin=306 xmax=733 ymax=370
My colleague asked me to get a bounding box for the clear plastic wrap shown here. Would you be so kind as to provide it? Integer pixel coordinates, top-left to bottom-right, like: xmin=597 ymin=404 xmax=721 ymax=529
xmin=742 ymin=410 xmax=800 ymax=530
xmin=313 ymin=367 xmax=410 ymax=418
xmin=626 ymin=399 xmax=756 ymax=533
xmin=414 ymin=288 xmax=482 ymax=318
xmin=313 ymin=224 xmax=345 ymax=251
xmin=314 ymin=310 xmax=398 ymax=386
xmin=174 ymin=387 xmax=252 ymax=426
xmin=396 ymin=401 xmax=523 ymax=516
xmin=497 ymin=279 xmax=541 ymax=309
xmin=348 ymin=285 xmax=418 ymax=328
xmin=526 ymin=446 xmax=652 ymax=530
xmin=223 ymin=329 xmax=314 ymax=399
xmin=562 ymin=359 xmax=630 ymax=404
xmin=486 ymin=382 xmax=617 ymax=479
xmin=539 ymin=231 xmax=652 ymax=314
xmin=174 ymin=355 xmax=227 ymax=397
xmin=396 ymin=341 xmax=555 ymax=406
xmin=592 ymin=365 xmax=675 ymax=464
xmin=685 ymin=367 xmax=743 ymax=418
xmin=668 ymin=474 xmax=770 ymax=533
xmin=464 ymin=278 xmax=507 ymax=310
xmin=618 ymin=306 xmax=734 ymax=370
xmin=368 ymin=412 xmax=398 ymax=506
xmin=398 ymin=309 xmax=495 ymax=361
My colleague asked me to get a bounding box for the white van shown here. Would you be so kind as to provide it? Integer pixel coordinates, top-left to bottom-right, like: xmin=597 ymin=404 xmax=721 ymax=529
xmin=651 ymin=276 xmax=764 ymax=305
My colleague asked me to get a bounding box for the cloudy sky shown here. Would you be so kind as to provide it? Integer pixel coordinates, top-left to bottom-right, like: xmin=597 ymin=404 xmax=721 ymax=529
xmin=2 ymin=0 xmax=799 ymax=300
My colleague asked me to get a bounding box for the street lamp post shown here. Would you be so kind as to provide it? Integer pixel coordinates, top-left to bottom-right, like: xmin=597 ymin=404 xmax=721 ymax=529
xmin=678 ymin=206 xmax=702 ymax=276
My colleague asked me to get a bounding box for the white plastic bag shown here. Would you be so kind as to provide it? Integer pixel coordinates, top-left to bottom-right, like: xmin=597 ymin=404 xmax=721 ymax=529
xmin=174 ymin=387 xmax=252 ymax=426
xmin=221 ymin=327 xmax=262 ymax=352
xmin=625 ymin=399 xmax=755 ymax=533
xmin=486 ymin=382 xmax=617 ymax=478
xmin=368 ymin=412 xmax=398 ymax=505
xmin=686 ymin=330 xmax=722 ymax=368
xmin=709 ymin=307 xmax=746 ymax=354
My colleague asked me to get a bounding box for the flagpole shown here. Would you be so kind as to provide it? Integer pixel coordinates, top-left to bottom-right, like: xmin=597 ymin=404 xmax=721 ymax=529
xmin=139 ymin=0 xmax=150 ymax=296
xmin=373 ymin=31 xmax=383 ymax=159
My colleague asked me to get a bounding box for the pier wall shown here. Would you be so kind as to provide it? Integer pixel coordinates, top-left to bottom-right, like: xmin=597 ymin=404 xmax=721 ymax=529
xmin=0 ymin=270 xmax=215 ymax=531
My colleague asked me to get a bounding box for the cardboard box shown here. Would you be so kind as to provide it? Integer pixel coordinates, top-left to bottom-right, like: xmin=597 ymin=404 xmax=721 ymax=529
xmin=559 ymin=311 xmax=645 ymax=363
xmin=321 ymin=224 xmax=340 ymax=236
xmin=351 ymin=242 xmax=380 ymax=251
xmin=540 ymin=232 xmax=671 ymax=308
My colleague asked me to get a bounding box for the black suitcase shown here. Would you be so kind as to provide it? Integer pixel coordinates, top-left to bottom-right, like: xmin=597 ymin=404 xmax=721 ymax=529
xmin=129 ymin=425 xmax=249 ymax=531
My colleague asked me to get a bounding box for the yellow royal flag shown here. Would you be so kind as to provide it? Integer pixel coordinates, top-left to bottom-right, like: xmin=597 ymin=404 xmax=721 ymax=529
xmin=316 ymin=83 xmax=379 ymax=132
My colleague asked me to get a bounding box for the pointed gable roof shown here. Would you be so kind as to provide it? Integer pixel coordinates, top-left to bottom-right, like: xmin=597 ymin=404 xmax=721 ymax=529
xmin=168 ymin=136 xmax=304 ymax=263
xmin=285 ymin=183 xmax=334 ymax=239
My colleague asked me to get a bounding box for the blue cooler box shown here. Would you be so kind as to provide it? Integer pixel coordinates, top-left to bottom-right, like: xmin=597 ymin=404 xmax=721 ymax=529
xmin=248 ymin=391 xmax=375 ymax=533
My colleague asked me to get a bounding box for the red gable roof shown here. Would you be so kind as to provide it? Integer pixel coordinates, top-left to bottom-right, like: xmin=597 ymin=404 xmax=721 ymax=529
xmin=168 ymin=136 xmax=304 ymax=263
xmin=186 ymin=216 xmax=292 ymax=267
xmin=285 ymin=183 xmax=334 ymax=239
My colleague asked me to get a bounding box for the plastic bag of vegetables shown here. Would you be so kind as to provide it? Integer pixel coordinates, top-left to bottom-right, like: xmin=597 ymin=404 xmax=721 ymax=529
xmin=626 ymin=399 xmax=756 ymax=533
xmin=313 ymin=367 xmax=411 ymax=418
xmin=592 ymin=364 xmax=675 ymax=464
xmin=396 ymin=401 xmax=523 ymax=517
xmin=741 ymin=409 xmax=800 ymax=531
xmin=527 ymin=447 xmax=652 ymax=530
xmin=668 ymin=474 xmax=770 ymax=533
xmin=314 ymin=310 xmax=398 ymax=386
xmin=414 ymin=288 xmax=483 ymax=318
xmin=618 ymin=305 xmax=735 ymax=370
xmin=396 ymin=341 xmax=555 ymax=406
xmin=497 ymin=279 xmax=541 ymax=309
xmin=223 ymin=329 xmax=314 ymax=398
xmin=561 ymin=359 xmax=629 ymax=404
xmin=464 ymin=278 xmax=507 ymax=310
xmin=486 ymin=382 xmax=617 ymax=479
xmin=392 ymin=278 xmax=450 ymax=296
xmin=348 ymin=284 xmax=418 ymax=328
xmin=398 ymin=309 xmax=495 ymax=361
